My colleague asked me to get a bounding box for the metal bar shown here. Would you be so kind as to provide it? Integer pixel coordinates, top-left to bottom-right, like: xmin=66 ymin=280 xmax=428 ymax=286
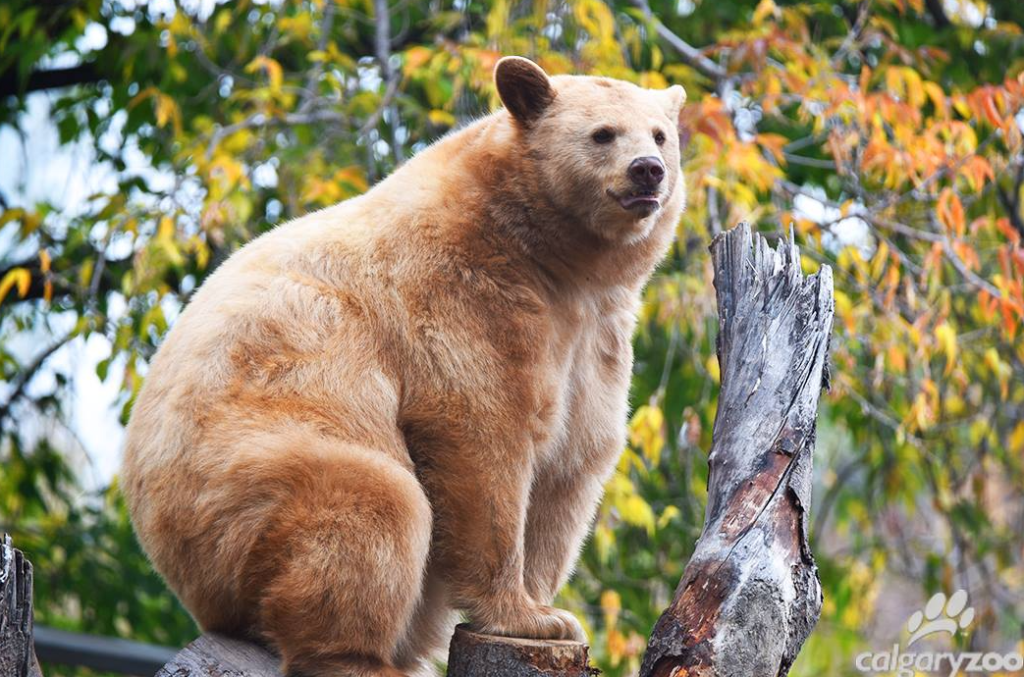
xmin=34 ymin=625 xmax=180 ymax=676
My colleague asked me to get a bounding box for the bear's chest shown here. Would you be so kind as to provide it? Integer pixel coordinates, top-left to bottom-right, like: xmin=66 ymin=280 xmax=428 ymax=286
xmin=530 ymin=293 xmax=638 ymax=471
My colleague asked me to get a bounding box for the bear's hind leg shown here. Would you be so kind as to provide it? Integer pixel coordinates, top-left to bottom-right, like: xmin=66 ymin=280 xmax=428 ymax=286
xmin=243 ymin=441 xmax=432 ymax=677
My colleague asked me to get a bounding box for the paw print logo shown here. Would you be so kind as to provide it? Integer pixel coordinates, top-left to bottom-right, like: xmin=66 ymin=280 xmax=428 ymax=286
xmin=906 ymin=589 xmax=975 ymax=646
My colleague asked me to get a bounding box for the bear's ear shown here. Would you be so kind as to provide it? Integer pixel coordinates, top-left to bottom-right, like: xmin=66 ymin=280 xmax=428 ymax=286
xmin=495 ymin=56 xmax=556 ymax=126
xmin=661 ymin=85 xmax=687 ymax=139
xmin=662 ymin=84 xmax=687 ymax=120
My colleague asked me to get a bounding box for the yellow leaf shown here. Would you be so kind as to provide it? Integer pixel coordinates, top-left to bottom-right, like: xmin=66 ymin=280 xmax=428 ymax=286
xmin=213 ymin=9 xmax=231 ymax=34
xmin=638 ymin=71 xmax=668 ymax=90
xmin=246 ymin=55 xmax=284 ymax=90
xmin=600 ymin=589 xmax=621 ymax=629
xmin=629 ymin=404 xmax=665 ymax=465
xmin=428 ymin=110 xmax=456 ymax=127
xmin=1009 ymin=421 xmax=1024 ymax=454
xmin=158 ymin=216 xmax=175 ymax=240
xmin=752 ymin=0 xmax=778 ymax=24
xmin=153 ymin=93 xmax=181 ymax=132
xmin=620 ymin=494 xmax=656 ymax=534
xmin=923 ymin=81 xmax=947 ymax=116
xmin=0 ymin=267 xmax=31 ymax=304
xmin=706 ymin=353 xmax=720 ymax=383
xmin=935 ymin=322 xmax=957 ymax=375
xmin=657 ymin=505 xmax=680 ymax=529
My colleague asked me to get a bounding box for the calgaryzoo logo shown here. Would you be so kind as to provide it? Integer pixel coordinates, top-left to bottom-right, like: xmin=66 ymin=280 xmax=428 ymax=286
xmin=855 ymin=590 xmax=1024 ymax=677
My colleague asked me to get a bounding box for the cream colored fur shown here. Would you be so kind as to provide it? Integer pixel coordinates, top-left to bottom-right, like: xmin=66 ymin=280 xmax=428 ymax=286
xmin=122 ymin=57 xmax=686 ymax=677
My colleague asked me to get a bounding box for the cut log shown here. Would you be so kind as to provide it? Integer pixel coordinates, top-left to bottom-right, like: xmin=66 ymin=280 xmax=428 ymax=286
xmin=446 ymin=625 xmax=594 ymax=677
xmin=0 ymin=534 xmax=44 ymax=677
xmin=156 ymin=633 xmax=280 ymax=677
xmin=639 ymin=223 xmax=832 ymax=677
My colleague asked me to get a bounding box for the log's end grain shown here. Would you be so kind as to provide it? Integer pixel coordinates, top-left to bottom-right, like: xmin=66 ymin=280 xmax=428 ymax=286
xmin=447 ymin=625 xmax=597 ymax=677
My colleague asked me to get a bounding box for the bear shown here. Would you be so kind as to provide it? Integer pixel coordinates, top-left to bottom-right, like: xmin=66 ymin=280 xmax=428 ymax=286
xmin=121 ymin=56 xmax=686 ymax=677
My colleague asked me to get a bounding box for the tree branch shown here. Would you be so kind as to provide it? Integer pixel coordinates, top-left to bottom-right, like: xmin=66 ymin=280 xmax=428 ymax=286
xmin=374 ymin=0 xmax=404 ymax=164
xmin=0 ymin=331 xmax=76 ymax=425
xmin=0 ymin=64 xmax=101 ymax=99
xmin=627 ymin=0 xmax=728 ymax=82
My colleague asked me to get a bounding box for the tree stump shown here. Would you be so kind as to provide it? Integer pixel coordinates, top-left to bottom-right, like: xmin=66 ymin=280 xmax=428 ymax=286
xmin=446 ymin=626 xmax=594 ymax=677
xmin=639 ymin=223 xmax=833 ymax=677
xmin=0 ymin=534 xmax=43 ymax=677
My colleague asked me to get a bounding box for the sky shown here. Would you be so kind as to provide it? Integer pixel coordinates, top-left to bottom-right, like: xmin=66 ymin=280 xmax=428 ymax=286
xmin=1 ymin=94 xmax=131 ymax=488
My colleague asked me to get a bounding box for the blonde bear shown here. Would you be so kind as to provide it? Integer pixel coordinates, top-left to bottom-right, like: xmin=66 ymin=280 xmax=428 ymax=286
xmin=122 ymin=56 xmax=686 ymax=677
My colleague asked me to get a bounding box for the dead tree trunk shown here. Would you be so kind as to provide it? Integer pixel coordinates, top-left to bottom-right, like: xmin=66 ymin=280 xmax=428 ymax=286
xmin=1 ymin=534 xmax=44 ymax=677
xmin=639 ymin=223 xmax=832 ymax=677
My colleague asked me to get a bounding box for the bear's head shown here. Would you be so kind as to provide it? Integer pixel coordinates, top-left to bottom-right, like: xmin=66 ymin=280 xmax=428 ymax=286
xmin=495 ymin=56 xmax=686 ymax=245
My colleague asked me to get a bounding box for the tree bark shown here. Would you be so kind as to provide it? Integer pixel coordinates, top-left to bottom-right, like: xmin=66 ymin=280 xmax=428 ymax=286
xmin=0 ymin=534 xmax=44 ymax=677
xmin=639 ymin=223 xmax=832 ymax=677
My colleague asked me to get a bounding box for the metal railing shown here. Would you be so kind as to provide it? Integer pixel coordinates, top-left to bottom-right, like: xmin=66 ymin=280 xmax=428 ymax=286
xmin=34 ymin=625 xmax=179 ymax=676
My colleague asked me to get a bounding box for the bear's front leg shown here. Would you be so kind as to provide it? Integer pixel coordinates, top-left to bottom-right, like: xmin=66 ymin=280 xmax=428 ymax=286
xmin=524 ymin=469 xmax=608 ymax=605
xmin=426 ymin=434 xmax=585 ymax=643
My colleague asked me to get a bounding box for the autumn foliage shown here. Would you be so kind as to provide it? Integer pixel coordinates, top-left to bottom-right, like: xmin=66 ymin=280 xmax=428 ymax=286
xmin=1 ymin=0 xmax=1023 ymax=674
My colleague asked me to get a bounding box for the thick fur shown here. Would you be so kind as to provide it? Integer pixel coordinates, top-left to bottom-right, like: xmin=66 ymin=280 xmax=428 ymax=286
xmin=122 ymin=57 xmax=686 ymax=677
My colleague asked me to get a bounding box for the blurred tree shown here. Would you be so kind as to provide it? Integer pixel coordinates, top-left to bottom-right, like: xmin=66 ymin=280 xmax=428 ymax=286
xmin=1 ymin=0 xmax=1022 ymax=675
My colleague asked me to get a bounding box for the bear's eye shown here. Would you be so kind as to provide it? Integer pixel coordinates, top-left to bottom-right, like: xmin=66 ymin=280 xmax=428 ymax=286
xmin=591 ymin=128 xmax=616 ymax=144
xmin=654 ymin=130 xmax=667 ymax=146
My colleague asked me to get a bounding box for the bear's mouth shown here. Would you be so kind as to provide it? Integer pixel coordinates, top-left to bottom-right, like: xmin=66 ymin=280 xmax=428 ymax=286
xmin=609 ymin=188 xmax=661 ymax=213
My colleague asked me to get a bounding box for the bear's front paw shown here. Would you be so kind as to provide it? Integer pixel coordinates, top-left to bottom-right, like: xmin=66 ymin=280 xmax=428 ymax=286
xmin=473 ymin=603 xmax=586 ymax=643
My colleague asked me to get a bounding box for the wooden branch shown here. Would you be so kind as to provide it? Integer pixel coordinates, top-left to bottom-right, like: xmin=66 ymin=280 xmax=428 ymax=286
xmin=639 ymin=223 xmax=832 ymax=677
xmin=0 ymin=534 xmax=44 ymax=677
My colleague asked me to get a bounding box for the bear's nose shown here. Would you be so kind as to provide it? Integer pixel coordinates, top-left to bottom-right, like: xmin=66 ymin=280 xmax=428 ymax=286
xmin=628 ymin=156 xmax=666 ymax=188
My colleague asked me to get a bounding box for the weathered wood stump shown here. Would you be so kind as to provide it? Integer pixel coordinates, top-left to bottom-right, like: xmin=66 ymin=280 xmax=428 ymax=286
xmin=639 ymin=223 xmax=832 ymax=677
xmin=0 ymin=534 xmax=43 ymax=677
xmin=446 ymin=626 xmax=594 ymax=677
